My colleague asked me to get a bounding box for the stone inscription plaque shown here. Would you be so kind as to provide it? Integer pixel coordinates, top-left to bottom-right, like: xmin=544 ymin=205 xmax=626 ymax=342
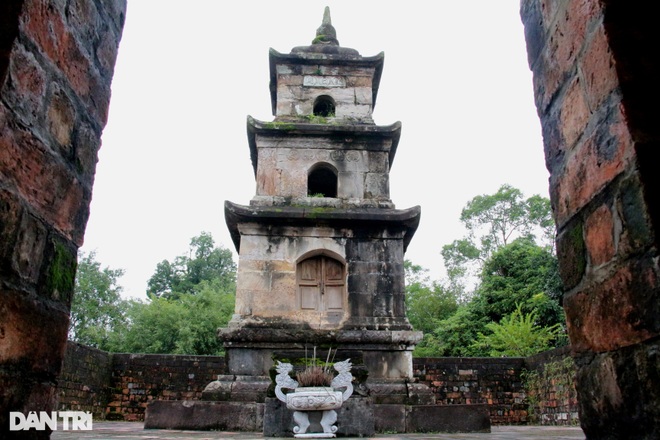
xmin=303 ymin=76 xmax=346 ymax=87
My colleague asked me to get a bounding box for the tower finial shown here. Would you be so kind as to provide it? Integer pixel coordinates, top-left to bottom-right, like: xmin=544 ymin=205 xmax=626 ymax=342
xmin=313 ymin=6 xmax=339 ymax=46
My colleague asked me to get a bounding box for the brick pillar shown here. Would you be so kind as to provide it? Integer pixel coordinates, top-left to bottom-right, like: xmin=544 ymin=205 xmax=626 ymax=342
xmin=520 ymin=0 xmax=659 ymax=438
xmin=0 ymin=0 xmax=126 ymax=437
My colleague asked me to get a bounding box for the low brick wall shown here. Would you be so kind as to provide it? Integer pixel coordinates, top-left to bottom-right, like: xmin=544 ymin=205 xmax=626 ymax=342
xmin=107 ymin=353 xmax=227 ymax=421
xmin=59 ymin=342 xmax=577 ymax=425
xmin=58 ymin=343 xmax=226 ymax=421
xmin=413 ymin=357 xmax=528 ymax=425
xmin=57 ymin=342 xmax=113 ymax=419
xmin=524 ymin=346 xmax=579 ymax=425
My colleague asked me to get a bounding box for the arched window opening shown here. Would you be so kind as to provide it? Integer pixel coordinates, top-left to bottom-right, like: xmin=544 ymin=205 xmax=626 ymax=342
xmin=313 ymin=95 xmax=335 ymax=117
xmin=297 ymin=255 xmax=345 ymax=312
xmin=308 ymin=164 xmax=337 ymax=197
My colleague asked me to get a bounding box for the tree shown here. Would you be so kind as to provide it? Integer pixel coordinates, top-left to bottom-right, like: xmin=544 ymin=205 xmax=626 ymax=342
xmin=405 ymin=260 xmax=458 ymax=335
xmin=113 ymin=281 xmax=235 ymax=355
xmin=107 ymin=232 xmax=238 ymax=355
xmin=471 ymin=237 xmax=564 ymax=328
xmin=471 ymin=304 xmax=563 ymax=357
xmin=441 ymin=184 xmax=554 ymax=295
xmin=69 ymin=251 xmax=128 ymax=350
xmin=423 ymin=237 xmax=566 ymax=357
xmin=415 ymin=305 xmax=489 ymax=357
xmin=147 ymin=231 xmax=236 ymax=299
xmin=416 ymin=185 xmax=563 ymax=357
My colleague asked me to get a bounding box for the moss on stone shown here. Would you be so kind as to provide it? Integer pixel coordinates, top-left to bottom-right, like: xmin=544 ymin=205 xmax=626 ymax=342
xmin=46 ymin=240 xmax=77 ymax=304
xmin=312 ymin=34 xmax=329 ymax=44
xmin=262 ymin=121 xmax=296 ymax=131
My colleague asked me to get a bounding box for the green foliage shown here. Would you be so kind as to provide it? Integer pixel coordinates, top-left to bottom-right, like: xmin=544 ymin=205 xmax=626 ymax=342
xmin=404 ymin=260 xmax=459 ymax=335
xmin=472 ymin=304 xmax=563 ymax=357
xmin=112 ymin=282 xmax=235 ymax=355
xmin=263 ymin=121 xmax=296 ymax=131
xmin=147 ymin=231 xmax=236 ymax=299
xmin=472 ymin=237 xmax=565 ymax=327
xmin=110 ymin=232 xmax=238 ymax=355
xmin=411 ymin=185 xmax=565 ymax=358
xmin=69 ymin=251 xmax=129 ymax=350
xmin=413 ymin=238 xmax=565 ymax=357
xmin=73 ymin=233 xmax=238 ymax=356
xmin=304 ymin=114 xmax=334 ymax=124
xmin=414 ymin=305 xmax=488 ymax=357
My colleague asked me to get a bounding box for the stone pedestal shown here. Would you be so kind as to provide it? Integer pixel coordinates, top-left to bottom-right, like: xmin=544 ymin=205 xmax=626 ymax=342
xmin=220 ymin=327 xmax=422 ymax=380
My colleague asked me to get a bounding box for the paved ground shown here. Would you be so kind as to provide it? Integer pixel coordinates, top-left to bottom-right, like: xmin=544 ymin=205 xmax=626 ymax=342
xmin=50 ymin=422 xmax=585 ymax=439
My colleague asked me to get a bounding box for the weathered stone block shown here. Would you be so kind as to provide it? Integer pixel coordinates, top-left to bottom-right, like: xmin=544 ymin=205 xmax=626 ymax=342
xmin=5 ymin=43 xmax=47 ymax=123
xmin=374 ymin=404 xmax=406 ymax=433
xmin=144 ymin=400 xmax=264 ymax=431
xmin=406 ymin=404 xmax=491 ymax=433
xmin=576 ymin=339 xmax=660 ymax=439
xmin=337 ymin=171 xmax=364 ymax=198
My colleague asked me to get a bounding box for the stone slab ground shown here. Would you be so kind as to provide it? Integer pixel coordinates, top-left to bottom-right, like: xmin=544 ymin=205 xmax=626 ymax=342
xmin=50 ymin=421 xmax=585 ymax=439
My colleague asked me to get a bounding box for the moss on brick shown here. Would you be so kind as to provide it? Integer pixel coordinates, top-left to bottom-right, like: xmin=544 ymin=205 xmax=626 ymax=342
xmin=45 ymin=239 xmax=77 ymax=304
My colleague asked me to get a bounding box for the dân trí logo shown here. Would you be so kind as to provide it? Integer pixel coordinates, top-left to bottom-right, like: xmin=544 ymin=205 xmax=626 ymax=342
xmin=9 ymin=411 xmax=93 ymax=431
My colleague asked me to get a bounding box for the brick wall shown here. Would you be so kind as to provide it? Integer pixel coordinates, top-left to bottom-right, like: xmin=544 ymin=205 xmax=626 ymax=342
xmin=413 ymin=357 xmax=527 ymax=425
xmin=57 ymin=342 xmax=113 ymax=419
xmin=61 ymin=342 xmax=576 ymax=425
xmin=525 ymin=347 xmax=578 ymax=425
xmin=106 ymin=353 xmax=227 ymax=421
xmin=0 ymin=1 xmax=126 ymax=436
xmin=58 ymin=343 xmax=227 ymax=421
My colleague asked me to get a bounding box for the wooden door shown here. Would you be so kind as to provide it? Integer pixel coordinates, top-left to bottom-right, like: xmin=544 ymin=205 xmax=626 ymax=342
xmin=298 ymin=256 xmax=344 ymax=311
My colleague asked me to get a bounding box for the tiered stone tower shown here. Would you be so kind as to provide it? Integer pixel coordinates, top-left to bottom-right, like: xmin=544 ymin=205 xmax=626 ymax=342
xmin=145 ymin=9 xmax=490 ymax=434
xmin=222 ymin=7 xmax=421 ymax=380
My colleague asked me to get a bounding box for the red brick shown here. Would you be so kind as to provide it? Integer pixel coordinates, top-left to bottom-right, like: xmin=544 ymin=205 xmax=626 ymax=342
xmin=6 ymin=43 xmax=47 ymax=120
xmin=21 ymin=0 xmax=91 ymax=97
xmin=0 ymin=290 xmax=69 ymax=375
xmin=551 ymin=4 xmax=584 ymax=74
xmin=560 ymin=77 xmax=590 ymax=150
xmin=581 ymin=24 xmax=618 ymax=110
xmin=564 ymin=264 xmax=656 ymax=352
xmin=0 ymin=127 xmax=89 ymax=245
xmin=584 ymin=204 xmax=615 ymax=266
xmin=554 ymin=104 xmax=632 ymax=224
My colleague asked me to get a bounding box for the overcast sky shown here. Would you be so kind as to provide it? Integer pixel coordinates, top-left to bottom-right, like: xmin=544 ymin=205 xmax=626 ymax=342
xmin=81 ymin=1 xmax=550 ymax=299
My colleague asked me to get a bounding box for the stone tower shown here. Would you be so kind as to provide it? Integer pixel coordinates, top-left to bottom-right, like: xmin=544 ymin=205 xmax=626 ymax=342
xmin=222 ymin=7 xmax=422 ymax=380
xmin=146 ymin=10 xmax=490 ymax=434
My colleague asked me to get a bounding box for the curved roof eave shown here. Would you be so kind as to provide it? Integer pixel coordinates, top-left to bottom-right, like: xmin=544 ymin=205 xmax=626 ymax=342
xmin=246 ymin=116 xmax=402 ymax=176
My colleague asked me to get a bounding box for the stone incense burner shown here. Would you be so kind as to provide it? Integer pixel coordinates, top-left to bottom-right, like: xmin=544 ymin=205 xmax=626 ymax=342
xmin=275 ymin=359 xmax=353 ymax=438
